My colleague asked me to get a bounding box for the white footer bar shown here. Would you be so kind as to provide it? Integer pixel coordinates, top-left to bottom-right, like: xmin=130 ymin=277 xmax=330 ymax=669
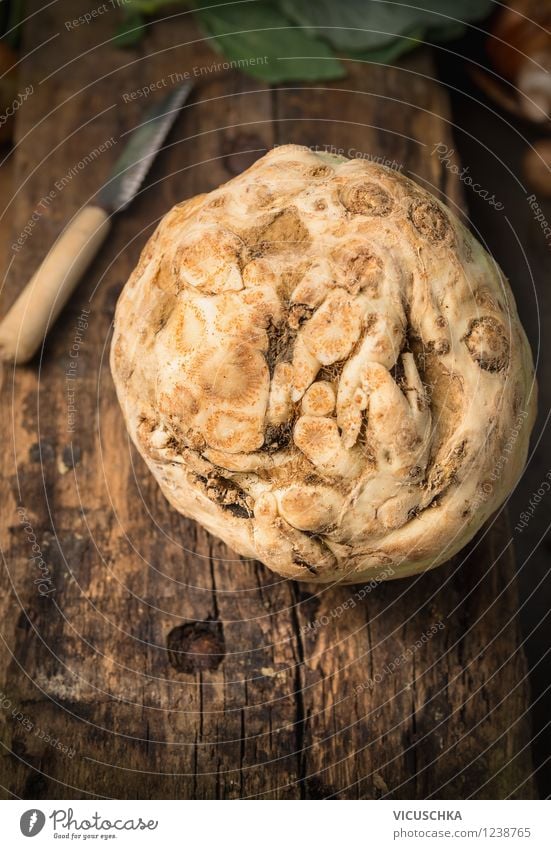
xmin=2 ymin=799 xmax=548 ymax=848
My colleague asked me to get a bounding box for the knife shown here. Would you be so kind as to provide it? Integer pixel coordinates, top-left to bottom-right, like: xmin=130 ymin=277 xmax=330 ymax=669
xmin=0 ymin=81 xmax=193 ymax=364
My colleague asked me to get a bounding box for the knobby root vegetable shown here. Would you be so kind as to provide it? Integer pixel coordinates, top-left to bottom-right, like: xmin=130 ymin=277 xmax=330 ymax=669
xmin=111 ymin=145 xmax=536 ymax=583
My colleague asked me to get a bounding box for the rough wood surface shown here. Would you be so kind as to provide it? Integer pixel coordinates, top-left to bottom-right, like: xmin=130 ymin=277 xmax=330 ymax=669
xmin=0 ymin=0 xmax=536 ymax=799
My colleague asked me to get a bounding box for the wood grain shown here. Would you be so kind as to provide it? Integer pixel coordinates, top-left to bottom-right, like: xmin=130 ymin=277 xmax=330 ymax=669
xmin=0 ymin=0 xmax=536 ymax=799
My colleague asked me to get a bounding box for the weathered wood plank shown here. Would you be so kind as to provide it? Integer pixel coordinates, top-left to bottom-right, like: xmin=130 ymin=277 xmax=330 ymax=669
xmin=0 ymin=0 xmax=535 ymax=799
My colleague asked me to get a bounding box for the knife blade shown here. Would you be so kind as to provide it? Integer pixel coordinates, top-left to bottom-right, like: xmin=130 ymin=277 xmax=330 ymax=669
xmin=97 ymin=81 xmax=194 ymax=213
xmin=0 ymin=81 xmax=194 ymax=364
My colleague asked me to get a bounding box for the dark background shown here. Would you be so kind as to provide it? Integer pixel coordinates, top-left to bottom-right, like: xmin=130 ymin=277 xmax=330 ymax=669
xmin=437 ymin=31 xmax=550 ymax=796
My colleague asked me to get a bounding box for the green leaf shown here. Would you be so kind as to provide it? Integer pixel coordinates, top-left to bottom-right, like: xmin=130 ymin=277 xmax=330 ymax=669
xmin=350 ymin=20 xmax=469 ymax=64
xmin=122 ymin=0 xmax=192 ymax=13
xmin=349 ymin=28 xmax=425 ymax=64
xmin=278 ymin=0 xmax=493 ymax=52
xmin=195 ymin=0 xmax=345 ymax=83
xmin=4 ymin=0 xmax=25 ymax=48
xmin=426 ymin=21 xmax=468 ymax=44
xmin=114 ymin=11 xmax=146 ymax=47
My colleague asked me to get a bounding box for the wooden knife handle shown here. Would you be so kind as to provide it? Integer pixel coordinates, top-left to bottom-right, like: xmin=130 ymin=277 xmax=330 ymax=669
xmin=0 ymin=205 xmax=110 ymax=364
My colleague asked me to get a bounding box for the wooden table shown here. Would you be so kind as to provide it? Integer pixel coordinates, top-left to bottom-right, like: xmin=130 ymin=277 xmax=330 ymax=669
xmin=0 ymin=1 xmax=536 ymax=799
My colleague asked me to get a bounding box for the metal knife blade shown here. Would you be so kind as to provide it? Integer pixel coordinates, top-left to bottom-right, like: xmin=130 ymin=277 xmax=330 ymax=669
xmin=96 ymin=81 xmax=193 ymax=213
